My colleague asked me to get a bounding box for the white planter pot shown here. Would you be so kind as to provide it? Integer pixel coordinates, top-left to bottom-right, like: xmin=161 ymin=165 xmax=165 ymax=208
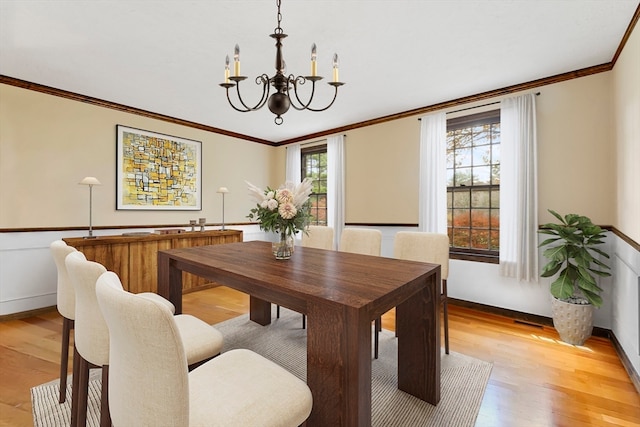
xmin=551 ymin=297 xmax=594 ymax=346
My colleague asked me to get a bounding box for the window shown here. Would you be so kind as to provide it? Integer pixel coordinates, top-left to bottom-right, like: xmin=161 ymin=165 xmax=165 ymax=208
xmin=446 ymin=110 xmax=500 ymax=256
xmin=301 ymin=145 xmax=328 ymax=225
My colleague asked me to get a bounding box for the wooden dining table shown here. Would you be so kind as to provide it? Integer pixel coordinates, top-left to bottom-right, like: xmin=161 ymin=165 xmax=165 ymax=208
xmin=157 ymin=240 xmax=441 ymax=427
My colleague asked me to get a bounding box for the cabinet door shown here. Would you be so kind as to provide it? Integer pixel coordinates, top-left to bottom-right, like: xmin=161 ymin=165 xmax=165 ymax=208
xmin=78 ymin=243 xmax=130 ymax=290
xmin=128 ymin=240 xmax=172 ymax=294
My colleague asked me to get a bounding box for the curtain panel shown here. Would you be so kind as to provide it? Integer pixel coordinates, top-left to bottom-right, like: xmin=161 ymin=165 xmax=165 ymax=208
xmin=499 ymin=93 xmax=539 ymax=281
xmin=419 ymin=112 xmax=447 ymax=234
xmin=327 ymin=135 xmax=345 ymax=249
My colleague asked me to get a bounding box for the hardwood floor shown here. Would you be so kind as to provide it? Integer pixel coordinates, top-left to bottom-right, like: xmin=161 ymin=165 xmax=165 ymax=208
xmin=1 ymin=286 xmax=638 ymax=427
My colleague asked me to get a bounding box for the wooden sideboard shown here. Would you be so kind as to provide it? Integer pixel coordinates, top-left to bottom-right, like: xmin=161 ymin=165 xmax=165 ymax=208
xmin=63 ymin=230 xmax=243 ymax=294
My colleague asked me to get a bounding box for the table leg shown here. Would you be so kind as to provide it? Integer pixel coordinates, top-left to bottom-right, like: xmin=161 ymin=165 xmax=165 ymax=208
xmin=396 ymin=272 xmax=441 ymax=404
xmin=157 ymin=252 xmax=183 ymax=314
xmin=249 ymin=296 xmax=271 ymax=326
xmin=306 ymin=303 xmax=371 ymax=426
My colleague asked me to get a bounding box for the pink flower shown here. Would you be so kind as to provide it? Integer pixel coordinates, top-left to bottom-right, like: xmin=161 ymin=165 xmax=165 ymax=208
xmin=278 ymin=202 xmax=297 ymax=219
xmin=276 ymin=188 xmax=293 ymax=204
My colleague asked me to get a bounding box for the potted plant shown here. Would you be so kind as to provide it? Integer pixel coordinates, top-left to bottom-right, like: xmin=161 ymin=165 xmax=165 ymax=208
xmin=538 ymin=209 xmax=611 ymax=345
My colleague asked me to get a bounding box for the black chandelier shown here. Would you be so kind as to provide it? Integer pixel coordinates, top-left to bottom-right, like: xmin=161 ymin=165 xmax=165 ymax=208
xmin=220 ymin=0 xmax=344 ymax=125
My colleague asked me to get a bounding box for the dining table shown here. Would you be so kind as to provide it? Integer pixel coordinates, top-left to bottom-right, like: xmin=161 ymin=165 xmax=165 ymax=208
xmin=157 ymin=240 xmax=441 ymax=427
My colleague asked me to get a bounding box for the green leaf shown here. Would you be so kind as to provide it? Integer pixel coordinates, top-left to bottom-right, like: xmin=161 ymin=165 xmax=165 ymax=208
xmin=581 ymin=289 xmax=603 ymax=308
xmin=550 ymin=270 xmax=575 ymax=300
xmin=541 ymin=262 xmax=561 ymax=277
xmin=539 ymin=237 xmax=560 ymax=248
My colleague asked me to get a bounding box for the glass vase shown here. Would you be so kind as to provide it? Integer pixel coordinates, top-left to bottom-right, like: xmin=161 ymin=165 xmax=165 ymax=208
xmin=272 ymin=231 xmax=294 ymax=259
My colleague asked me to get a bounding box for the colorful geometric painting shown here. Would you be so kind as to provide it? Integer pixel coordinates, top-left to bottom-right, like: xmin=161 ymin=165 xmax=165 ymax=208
xmin=116 ymin=125 xmax=202 ymax=210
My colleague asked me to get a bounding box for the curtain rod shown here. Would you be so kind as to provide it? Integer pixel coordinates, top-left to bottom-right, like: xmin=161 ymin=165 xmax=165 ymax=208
xmin=299 ymin=135 xmax=346 ymax=146
xmin=418 ymin=92 xmax=541 ymax=119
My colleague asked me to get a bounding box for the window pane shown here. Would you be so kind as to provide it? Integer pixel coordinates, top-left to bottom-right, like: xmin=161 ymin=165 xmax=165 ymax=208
xmin=473 ymin=145 xmax=491 ymax=166
xmin=446 ymin=168 xmax=455 ymax=187
xmin=456 ymin=148 xmax=472 ymax=167
xmin=491 ymin=189 xmax=500 ymax=208
xmin=453 ymin=228 xmax=470 ymax=248
xmin=490 ymin=208 xmax=500 ymax=228
xmin=472 ymin=166 xmax=491 ymax=185
xmin=471 ymin=190 xmax=490 ymax=208
xmin=472 ymin=125 xmax=490 ymax=146
xmin=471 ymin=209 xmax=490 ymax=228
xmin=471 ymin=229 xmax=490 ymax=249
xmin=452 ymin=209 xmax=469 ymax=227
xmin=453 ymin=191 xmax=470 ymax=208
xmin=455 ymin=168 xmax=472 ymax=186
xmin=490 ymin=230 xmax=500 ymax=250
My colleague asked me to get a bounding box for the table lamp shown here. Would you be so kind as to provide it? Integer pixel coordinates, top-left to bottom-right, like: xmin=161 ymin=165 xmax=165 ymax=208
xmin=79 ymin=176 xmax=101 ymax=238
xmin=217 ymin=187 xmax=229 ymax=230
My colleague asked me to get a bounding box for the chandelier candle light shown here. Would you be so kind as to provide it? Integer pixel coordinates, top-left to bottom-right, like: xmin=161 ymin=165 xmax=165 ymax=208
xmin=247 ymin=179 xmax=313 ymax=259
xmin=79 ymin=176 xmax=101 ymax=239
xmin=220 ymin=0 xmax=344 ymax=125
xmin=217 ymin=186 xmax=229 ymax=230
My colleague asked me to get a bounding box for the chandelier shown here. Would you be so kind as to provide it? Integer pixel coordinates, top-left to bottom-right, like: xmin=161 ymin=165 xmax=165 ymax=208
xmin=219 ymin=0 xmax=344 ymax=125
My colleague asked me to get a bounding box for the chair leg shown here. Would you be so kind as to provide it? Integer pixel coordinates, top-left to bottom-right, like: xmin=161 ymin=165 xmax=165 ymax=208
xmin=374 ymin=318 xmax=380 ymax=359
xmin=71 ymin=345 xmax=81 ymax=427
xmin=76 ymin=355 xmax=90 ymax=427
xmin=276 ymin=305 xmax=280 ymax=318
xmin=100 ymin=365 xmax=112 ymax=427
xmin=302 ymin=315 xmax=306 ymax=329
xmin=59 ymin=317 xmax=73 ymax=403
xmin=442 ymin=279 xmax=449 ymax=354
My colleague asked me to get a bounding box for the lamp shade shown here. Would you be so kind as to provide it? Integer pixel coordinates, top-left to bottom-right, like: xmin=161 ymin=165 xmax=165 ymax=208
xmin=217 ymin=187 xmax=229 ymax=193
xmin=79 ymin=176 xmax=102 ymax=186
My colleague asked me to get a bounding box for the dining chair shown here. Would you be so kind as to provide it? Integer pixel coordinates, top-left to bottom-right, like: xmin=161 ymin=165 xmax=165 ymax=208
xmin=65 ymin=252 xmax=224 ymax=427
xmin=95 ymin=271 xmax=313 ymax=427
xmin=282 ymin=225 xmax=335 ymax=328
xmin=302 ymin=225 xmax=335 ymax=250
xmin=49 ymin=240 xmax=77 ymax=404
xmin=393 ymin=231 xmax=450 ymax=354
xmin=339 ymin=228 xmax=383 ymax=358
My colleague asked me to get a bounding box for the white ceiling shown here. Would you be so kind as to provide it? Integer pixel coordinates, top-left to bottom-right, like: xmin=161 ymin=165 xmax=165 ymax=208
xmin=1 ymin=1 xmax=638 ymax=143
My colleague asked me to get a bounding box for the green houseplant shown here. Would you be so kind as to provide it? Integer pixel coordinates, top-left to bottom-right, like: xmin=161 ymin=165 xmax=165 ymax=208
xmin=538 ymin=209 xmax=611 ymax=345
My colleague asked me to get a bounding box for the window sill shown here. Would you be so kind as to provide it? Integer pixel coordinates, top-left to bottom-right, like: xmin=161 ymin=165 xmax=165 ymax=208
xmin=450 ymin=251 xmax=499 ymax=264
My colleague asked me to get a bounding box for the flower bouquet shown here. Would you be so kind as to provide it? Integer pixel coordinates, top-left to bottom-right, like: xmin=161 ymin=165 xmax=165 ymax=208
xmin=247 ymin=178 xmax=314 ymax=259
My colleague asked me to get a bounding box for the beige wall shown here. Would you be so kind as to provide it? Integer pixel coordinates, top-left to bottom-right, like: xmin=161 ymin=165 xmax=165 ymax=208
xmin=613 ymin=23 xmax=640 ymax=243
xmin=0 ymin=84 xmax=278 ymax=229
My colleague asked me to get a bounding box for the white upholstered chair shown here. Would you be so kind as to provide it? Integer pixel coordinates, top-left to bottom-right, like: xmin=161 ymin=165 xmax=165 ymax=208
xmin=65 ymin=252 xmax=224 ymax=427
xmin=339 ymin=228 xmax=383 ymax=357
xmin=301 ymin=225 xmax=334 ymax=250
xmin=50 ymin=240 xmax=77 ymax=404
xmin=96 ymin=271 xmax=313 ymax=427
xmin=393 ymin=231 xmax=450 ymax=354
xmin=338 ymin=228 xmax=382 ymax=257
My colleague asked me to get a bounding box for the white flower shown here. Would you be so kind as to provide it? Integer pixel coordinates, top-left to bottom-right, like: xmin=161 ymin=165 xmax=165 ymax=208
xmin=266 ymin=191 xmax=275 ymax=200
xmin=260 ymin=200 xmax=269 ymax=209
xmin=267 ymin=199 xmax=279 ymax=211
xmin=279 ymin=202 xmax=297 ymax=219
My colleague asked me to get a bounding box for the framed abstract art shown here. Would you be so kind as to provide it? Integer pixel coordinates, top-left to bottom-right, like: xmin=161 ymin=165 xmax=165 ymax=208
xmin=116 ymin=125 xmax=202 ymax=210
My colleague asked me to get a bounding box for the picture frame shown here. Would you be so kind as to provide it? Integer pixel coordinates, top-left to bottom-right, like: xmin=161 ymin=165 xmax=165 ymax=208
xmin=116 ymin=125 xmax=202 ymax=210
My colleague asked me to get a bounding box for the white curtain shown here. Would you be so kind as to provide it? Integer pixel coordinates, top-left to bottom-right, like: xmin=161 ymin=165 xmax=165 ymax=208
xmin=418 ymin=112 xmax=447 ymax=233
xmin=285 ymin=143 xmax=301 ymax=183
xmin=327 ymin=135 xmax=345 ymax=249
xmin=499 ymin=93 xmax=538 ymax=281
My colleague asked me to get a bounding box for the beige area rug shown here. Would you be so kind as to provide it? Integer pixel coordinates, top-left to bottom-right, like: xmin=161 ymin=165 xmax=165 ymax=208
xmin=32 ymin=308 xmax=492 ymax=427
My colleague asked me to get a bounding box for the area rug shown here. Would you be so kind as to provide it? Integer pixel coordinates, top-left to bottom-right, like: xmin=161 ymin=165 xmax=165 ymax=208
xmin=32 ymin=308 xmax=492 ymax=427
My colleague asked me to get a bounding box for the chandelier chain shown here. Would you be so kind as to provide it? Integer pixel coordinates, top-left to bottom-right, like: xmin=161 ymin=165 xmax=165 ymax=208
xmin=275 ymin=0 xmax=283 ymax=35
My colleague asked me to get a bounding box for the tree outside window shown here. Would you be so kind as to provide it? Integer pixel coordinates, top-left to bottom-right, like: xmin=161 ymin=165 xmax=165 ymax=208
xmin=447 ymin=110 xmax=500 ymax=255
xmin=301 ymin=145 xmax=328 ymax=226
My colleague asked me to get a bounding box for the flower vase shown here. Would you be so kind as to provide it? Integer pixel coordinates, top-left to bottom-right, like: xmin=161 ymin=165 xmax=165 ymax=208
xmin=272 ymin=231 xmax=294 ymax=259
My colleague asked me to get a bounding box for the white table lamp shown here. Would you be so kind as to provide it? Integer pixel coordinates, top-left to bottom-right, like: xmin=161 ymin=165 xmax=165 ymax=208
xmin=79 ymin=176 xmax=102 ymax=238
xmin=217 ymin=187 xmax=229 ymax=230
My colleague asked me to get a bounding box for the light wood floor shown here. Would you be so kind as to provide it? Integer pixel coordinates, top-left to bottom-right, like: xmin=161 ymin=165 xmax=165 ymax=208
xmin=1 ymin=286 xmax=638 ymax=427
